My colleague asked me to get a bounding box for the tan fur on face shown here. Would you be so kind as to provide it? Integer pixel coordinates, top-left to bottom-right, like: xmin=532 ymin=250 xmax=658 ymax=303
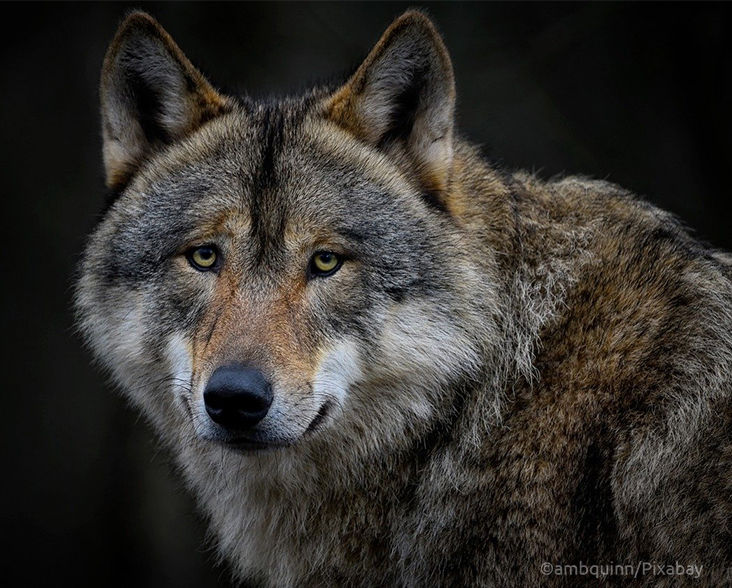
xmin=188 ymin=249 xmax=314 ymax=387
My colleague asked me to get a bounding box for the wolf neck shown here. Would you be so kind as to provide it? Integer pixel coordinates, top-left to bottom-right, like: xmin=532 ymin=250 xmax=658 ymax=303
xmin=448 ymin=140 xmax=593 ymax=392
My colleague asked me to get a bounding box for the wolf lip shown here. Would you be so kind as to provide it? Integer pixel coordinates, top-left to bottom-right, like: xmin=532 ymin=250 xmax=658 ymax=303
xmin=222 ymin=437 xmax=288 ymax=452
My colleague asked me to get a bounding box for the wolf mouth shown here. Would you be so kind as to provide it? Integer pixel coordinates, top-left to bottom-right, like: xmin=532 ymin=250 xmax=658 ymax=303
xmin=222 ymin=437 xmax=291 ymax=453
xmin=208 ymin=400 xmax=333 ymax=452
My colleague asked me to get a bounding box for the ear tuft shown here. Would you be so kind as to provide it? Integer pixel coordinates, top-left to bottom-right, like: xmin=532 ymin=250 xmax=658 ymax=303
xmin=325 ymin=11 xmax=456 ymax=198
xmin=100 ymin=12 xmax=231 ymax=191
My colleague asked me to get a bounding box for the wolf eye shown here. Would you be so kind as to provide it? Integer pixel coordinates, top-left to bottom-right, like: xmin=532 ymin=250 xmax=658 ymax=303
xmin=309 ymin=251 xmax=341 ymax=277
xmin=187 ymin=246 xmax=218 ymax=271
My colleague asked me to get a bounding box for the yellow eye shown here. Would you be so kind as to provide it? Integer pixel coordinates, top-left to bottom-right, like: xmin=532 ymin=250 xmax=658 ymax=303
xmin=188 ymin=246 xmax=218 ymax=270
xmin=310 ymin=251 xmax=341 ymax=277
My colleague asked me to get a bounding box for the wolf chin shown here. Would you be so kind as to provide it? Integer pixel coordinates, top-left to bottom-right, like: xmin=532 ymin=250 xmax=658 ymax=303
xmin=76 ymin=11 xmax=732 ymax=587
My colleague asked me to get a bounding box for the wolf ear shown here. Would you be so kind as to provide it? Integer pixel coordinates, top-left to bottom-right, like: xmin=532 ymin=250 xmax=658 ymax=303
xmin=100 ymin=12 xmax=231 ymax=191
xmin=325 ymin=11 xmax=456 ymax=201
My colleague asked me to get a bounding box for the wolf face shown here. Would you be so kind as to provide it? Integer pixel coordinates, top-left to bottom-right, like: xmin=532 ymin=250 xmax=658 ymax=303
xmin=76 ymin=12 xmax=494 ymax=458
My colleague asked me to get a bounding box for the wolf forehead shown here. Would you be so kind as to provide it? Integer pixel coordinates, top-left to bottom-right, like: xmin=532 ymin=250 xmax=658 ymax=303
xmin=114 ymin=105 xmax=350 ymax=201
xmin=104 ymin=98 xmax=435 ymax=264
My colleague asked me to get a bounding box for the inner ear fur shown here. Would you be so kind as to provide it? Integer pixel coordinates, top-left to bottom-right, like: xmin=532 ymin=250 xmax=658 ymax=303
xmin=100 ymin=12 xmax=232 ymax=191
xmin=324 ymin=11 xmax=456 ymax=200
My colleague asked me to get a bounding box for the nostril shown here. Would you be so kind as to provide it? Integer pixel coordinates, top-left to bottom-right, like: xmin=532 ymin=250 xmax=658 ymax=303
xmin=203 ymin=364 xmax=273 ymax=430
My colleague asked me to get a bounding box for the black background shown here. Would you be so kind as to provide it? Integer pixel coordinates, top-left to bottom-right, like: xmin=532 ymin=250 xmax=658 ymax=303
xmin=2 ymin=2 xmax=730 ymax=587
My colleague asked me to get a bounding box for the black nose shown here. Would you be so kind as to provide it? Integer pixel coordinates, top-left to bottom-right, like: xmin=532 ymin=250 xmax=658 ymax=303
xmin=204 ymin=365 xmax=273 ymax=430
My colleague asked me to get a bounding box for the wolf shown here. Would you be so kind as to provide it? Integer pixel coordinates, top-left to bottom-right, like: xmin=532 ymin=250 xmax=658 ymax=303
xmin=76 ymin=10 xmax=732 ymax=587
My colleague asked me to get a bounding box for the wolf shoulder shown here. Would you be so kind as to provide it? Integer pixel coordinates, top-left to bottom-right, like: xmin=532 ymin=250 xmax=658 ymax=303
xmin=514 ymin=169 xmax=732 ymax=405
xmin=495 ymin=169 xmax=732 ymax=557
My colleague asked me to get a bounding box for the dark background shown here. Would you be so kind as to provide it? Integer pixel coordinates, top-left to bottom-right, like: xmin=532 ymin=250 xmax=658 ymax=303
xmin=2 ymin=2 xmax=729 ymax=586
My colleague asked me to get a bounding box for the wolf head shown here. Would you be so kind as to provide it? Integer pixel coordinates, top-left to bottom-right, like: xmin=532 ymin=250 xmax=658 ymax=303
xmin=76 ymin=11 xmax=498 ymax=461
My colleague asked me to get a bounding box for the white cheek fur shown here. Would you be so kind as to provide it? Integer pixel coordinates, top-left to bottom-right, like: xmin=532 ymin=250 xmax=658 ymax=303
xmin=376 ymin=300 xmax=481 ymax=386
xmin=166 ymin=332 xmax=193 ymax=399
xmin=312 ymin=339 xmax=363 ymax=407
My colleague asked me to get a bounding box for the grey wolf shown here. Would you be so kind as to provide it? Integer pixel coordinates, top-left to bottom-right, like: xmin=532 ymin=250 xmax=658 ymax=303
xmin=76 ymin=10 xmax=732 ymax=587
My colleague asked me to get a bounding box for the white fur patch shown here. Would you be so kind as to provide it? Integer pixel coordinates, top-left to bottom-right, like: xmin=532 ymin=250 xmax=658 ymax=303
xmin=94 ymin=294 xmax=148 ymax=393
xmin=377 ymin=300 xmax=480 ymax=386
xmin=312 ymin=339 xmax=363 ymax=407
xmin=166 ymin=333 xmax=193 ymax=400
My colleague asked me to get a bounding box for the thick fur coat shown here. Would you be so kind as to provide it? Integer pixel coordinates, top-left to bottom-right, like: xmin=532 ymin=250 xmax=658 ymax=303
xmin=76 ymin=11 xmax=732 ymax=587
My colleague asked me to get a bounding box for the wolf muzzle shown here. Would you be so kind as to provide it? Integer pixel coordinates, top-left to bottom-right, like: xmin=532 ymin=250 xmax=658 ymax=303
xmin=203 ymin=364 xmax=273 ymax=430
